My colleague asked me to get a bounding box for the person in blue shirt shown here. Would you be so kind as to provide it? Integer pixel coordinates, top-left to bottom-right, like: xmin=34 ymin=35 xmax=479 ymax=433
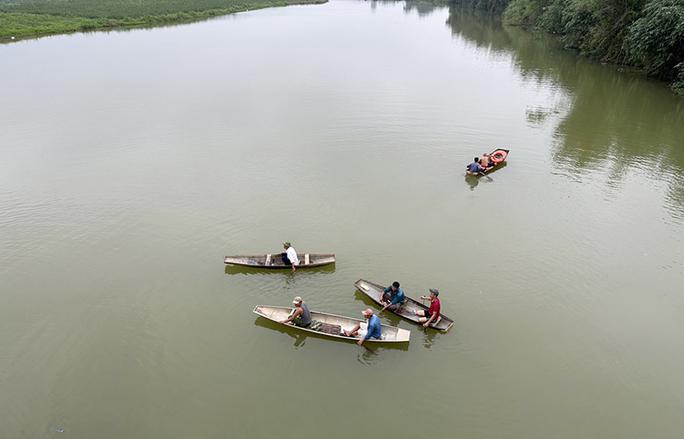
xmin=381 ymin=281 xmax=406 ymax=313
xmin=341 ymin=309 xmax=382 ymax=346
xmin=466 ymin=157 xmax=485 ymax=175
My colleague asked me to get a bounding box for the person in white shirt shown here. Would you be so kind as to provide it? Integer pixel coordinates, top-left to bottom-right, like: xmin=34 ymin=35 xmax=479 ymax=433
xmin=281 ymin=242 xmax=299 ymax=272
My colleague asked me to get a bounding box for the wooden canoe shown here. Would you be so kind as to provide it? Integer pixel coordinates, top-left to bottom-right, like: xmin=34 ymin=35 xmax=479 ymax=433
xmin=253 ymin=305 xmax=410 ymax=343
xmin=354 ymin=279 xmax=454 ymax=332
xmin=465 ymin=148 xmax=510 ymax=176
xmin=224 ymin=253 xmax=335 ymax=269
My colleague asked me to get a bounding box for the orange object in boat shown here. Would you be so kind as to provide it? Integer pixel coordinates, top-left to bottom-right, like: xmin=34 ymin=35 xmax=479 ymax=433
xmin=491 ymin=149 xmax=509 ymax=163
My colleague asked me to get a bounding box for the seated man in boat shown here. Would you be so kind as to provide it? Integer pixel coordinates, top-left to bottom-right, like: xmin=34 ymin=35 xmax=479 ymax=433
xmin=281 ymin=242 xmax=300 ymax=272
xmin=467 ymin=157 xmax=485 ymax=175
xmin=341 ymin=309 xmax=382 ymax=346
xmin=415 ymin=288 xmax=441 ymax=328
xmin=381 ymin=281 xmax=406 ymax=312
xmin=480 ymin=153 xmax=494 ymax=168
xmin=281 ymin=296 xmax=312 ymax=328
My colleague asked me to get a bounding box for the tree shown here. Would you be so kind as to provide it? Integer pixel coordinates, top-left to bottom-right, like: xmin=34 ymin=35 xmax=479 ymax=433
xmin=625 ymin=0 xmax=684 ymax=83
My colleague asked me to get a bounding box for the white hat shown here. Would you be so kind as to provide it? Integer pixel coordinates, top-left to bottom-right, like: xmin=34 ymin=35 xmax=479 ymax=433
xmin=292 ymin=296 xmax=303 ymax=304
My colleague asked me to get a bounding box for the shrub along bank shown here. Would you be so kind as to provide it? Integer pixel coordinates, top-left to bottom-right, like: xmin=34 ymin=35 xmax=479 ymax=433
xmin=451 ymin=0 xmax=684 ymax=93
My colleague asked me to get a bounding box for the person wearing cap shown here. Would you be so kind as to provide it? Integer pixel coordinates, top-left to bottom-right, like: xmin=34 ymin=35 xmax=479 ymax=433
xmin=381 ymin=281 xmax=405 ymax=312
xmin=341 ymin=309 xmax=382 ymax=346
xmin=415 ymin=288 xmax=441 ymax=328
xmin=281 ymin=296 xmax=312 ymax=328
xmin=281 ymin=242 xmax=300 ymax=272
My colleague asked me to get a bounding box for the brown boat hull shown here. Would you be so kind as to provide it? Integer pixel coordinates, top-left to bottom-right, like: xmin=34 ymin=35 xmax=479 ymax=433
xmin=465 ymin=148 xmax=510 ymax=177
xmin=354 ymin=279 xmax=454 ymax=332
xmin=253 ymin=305 xmax=410 ymax=343
xmin=224 ymin=253 xmax=335 ymax=269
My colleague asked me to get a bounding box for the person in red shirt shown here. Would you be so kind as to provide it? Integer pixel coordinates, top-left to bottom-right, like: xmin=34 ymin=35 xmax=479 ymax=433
xmin=415 ymin=288 xmax=441 ymax=328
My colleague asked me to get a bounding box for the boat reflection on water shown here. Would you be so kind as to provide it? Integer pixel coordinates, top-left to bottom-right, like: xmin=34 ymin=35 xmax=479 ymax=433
xmin=464 ymin=160 xmax=507 ymax=190
xmin=254 ymin=317 xmax=309 ymax=348
xmin=465 ymin=173 xmax=489 ymax=190
xmin=421 ymin=328 xmax=441 ymax=350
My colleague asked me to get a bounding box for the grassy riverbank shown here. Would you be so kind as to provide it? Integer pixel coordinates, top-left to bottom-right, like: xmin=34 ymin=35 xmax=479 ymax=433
xmin=0 ymin=0 xmax=327 ymax=41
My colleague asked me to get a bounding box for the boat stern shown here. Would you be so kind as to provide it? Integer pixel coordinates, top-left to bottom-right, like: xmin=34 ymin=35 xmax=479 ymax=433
xmin=395 ymin=327 xmax=411 ymax=342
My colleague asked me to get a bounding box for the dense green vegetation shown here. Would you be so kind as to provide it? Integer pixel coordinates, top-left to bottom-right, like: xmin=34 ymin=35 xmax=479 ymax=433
xmin=451 ymin=0 xmax=684 ymax=93
xmin=0 ymin=0 xmax=326 ymax=40
xmin=448 ymin=0 xmax=509 ymax=14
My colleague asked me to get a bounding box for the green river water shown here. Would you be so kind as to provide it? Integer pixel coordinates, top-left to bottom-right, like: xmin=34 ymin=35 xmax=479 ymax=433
xmin=1 ymin=1 xmax=683 ymax=438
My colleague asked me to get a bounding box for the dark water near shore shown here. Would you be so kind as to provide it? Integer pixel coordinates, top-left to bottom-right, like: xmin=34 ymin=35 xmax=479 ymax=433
xmin=1 ymin=1 xmax=683 ymax=438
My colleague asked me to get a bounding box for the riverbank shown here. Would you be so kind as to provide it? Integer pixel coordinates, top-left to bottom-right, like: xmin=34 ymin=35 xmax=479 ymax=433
xmin=450 ymin=0 xmax=684 ymax=94
xmin=0 ymin=0 xmax=327 ymax=41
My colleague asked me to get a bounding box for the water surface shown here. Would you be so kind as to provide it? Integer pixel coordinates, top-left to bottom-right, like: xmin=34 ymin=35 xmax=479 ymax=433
xmin=1 ymin=1 xmax=683 ymax=438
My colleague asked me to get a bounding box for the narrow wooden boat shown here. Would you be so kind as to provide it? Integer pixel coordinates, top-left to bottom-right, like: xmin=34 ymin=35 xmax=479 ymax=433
xmin=224 ymin=253 xmax=335 ymax=269
xmin=253 ymin=305 xmax=410 ymax=343
xmin=354 ymin=279 xmax=454 ymax=332
xmin=465 ymin=148 xmax=510 ymax=176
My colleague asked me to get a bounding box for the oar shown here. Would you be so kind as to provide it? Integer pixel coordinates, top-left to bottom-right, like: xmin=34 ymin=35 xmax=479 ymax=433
xmin=379 ymin=297 xmax=391 ymax=314
xmin=376 ymin=289 xmax=392 ymax=314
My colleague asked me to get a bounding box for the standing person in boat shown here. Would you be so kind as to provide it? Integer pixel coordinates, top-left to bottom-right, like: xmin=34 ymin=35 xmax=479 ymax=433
xmin=415 ymin=288 xmax=441 ymax=328
xmin=281 ymin=242 xmax=300 ymax=272
xmin=467 ymin=157 xmax=485 ymax=175
xmin=381 ymin=281 xmax=406 ymax=312
xmin=281 ymin=296 xmax=312 ymax=328
xmin=341 ymin=308 xmax=382 ymax=345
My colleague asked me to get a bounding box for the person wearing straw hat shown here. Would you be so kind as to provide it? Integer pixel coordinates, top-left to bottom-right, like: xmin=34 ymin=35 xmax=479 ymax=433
xmin=281 ymin=296 xmax=312 ymax=328
xmin=415 ymin=288 xmax=441 ymax=328
xmin=281 ymin=242 xmax=300 ymax=272
xmin=341 ymin=308 xmax=382 ymax=346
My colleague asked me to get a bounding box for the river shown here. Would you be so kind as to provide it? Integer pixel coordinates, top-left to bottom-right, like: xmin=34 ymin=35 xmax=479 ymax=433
xmin=1 ymin=1 xmax=683 ymax=438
